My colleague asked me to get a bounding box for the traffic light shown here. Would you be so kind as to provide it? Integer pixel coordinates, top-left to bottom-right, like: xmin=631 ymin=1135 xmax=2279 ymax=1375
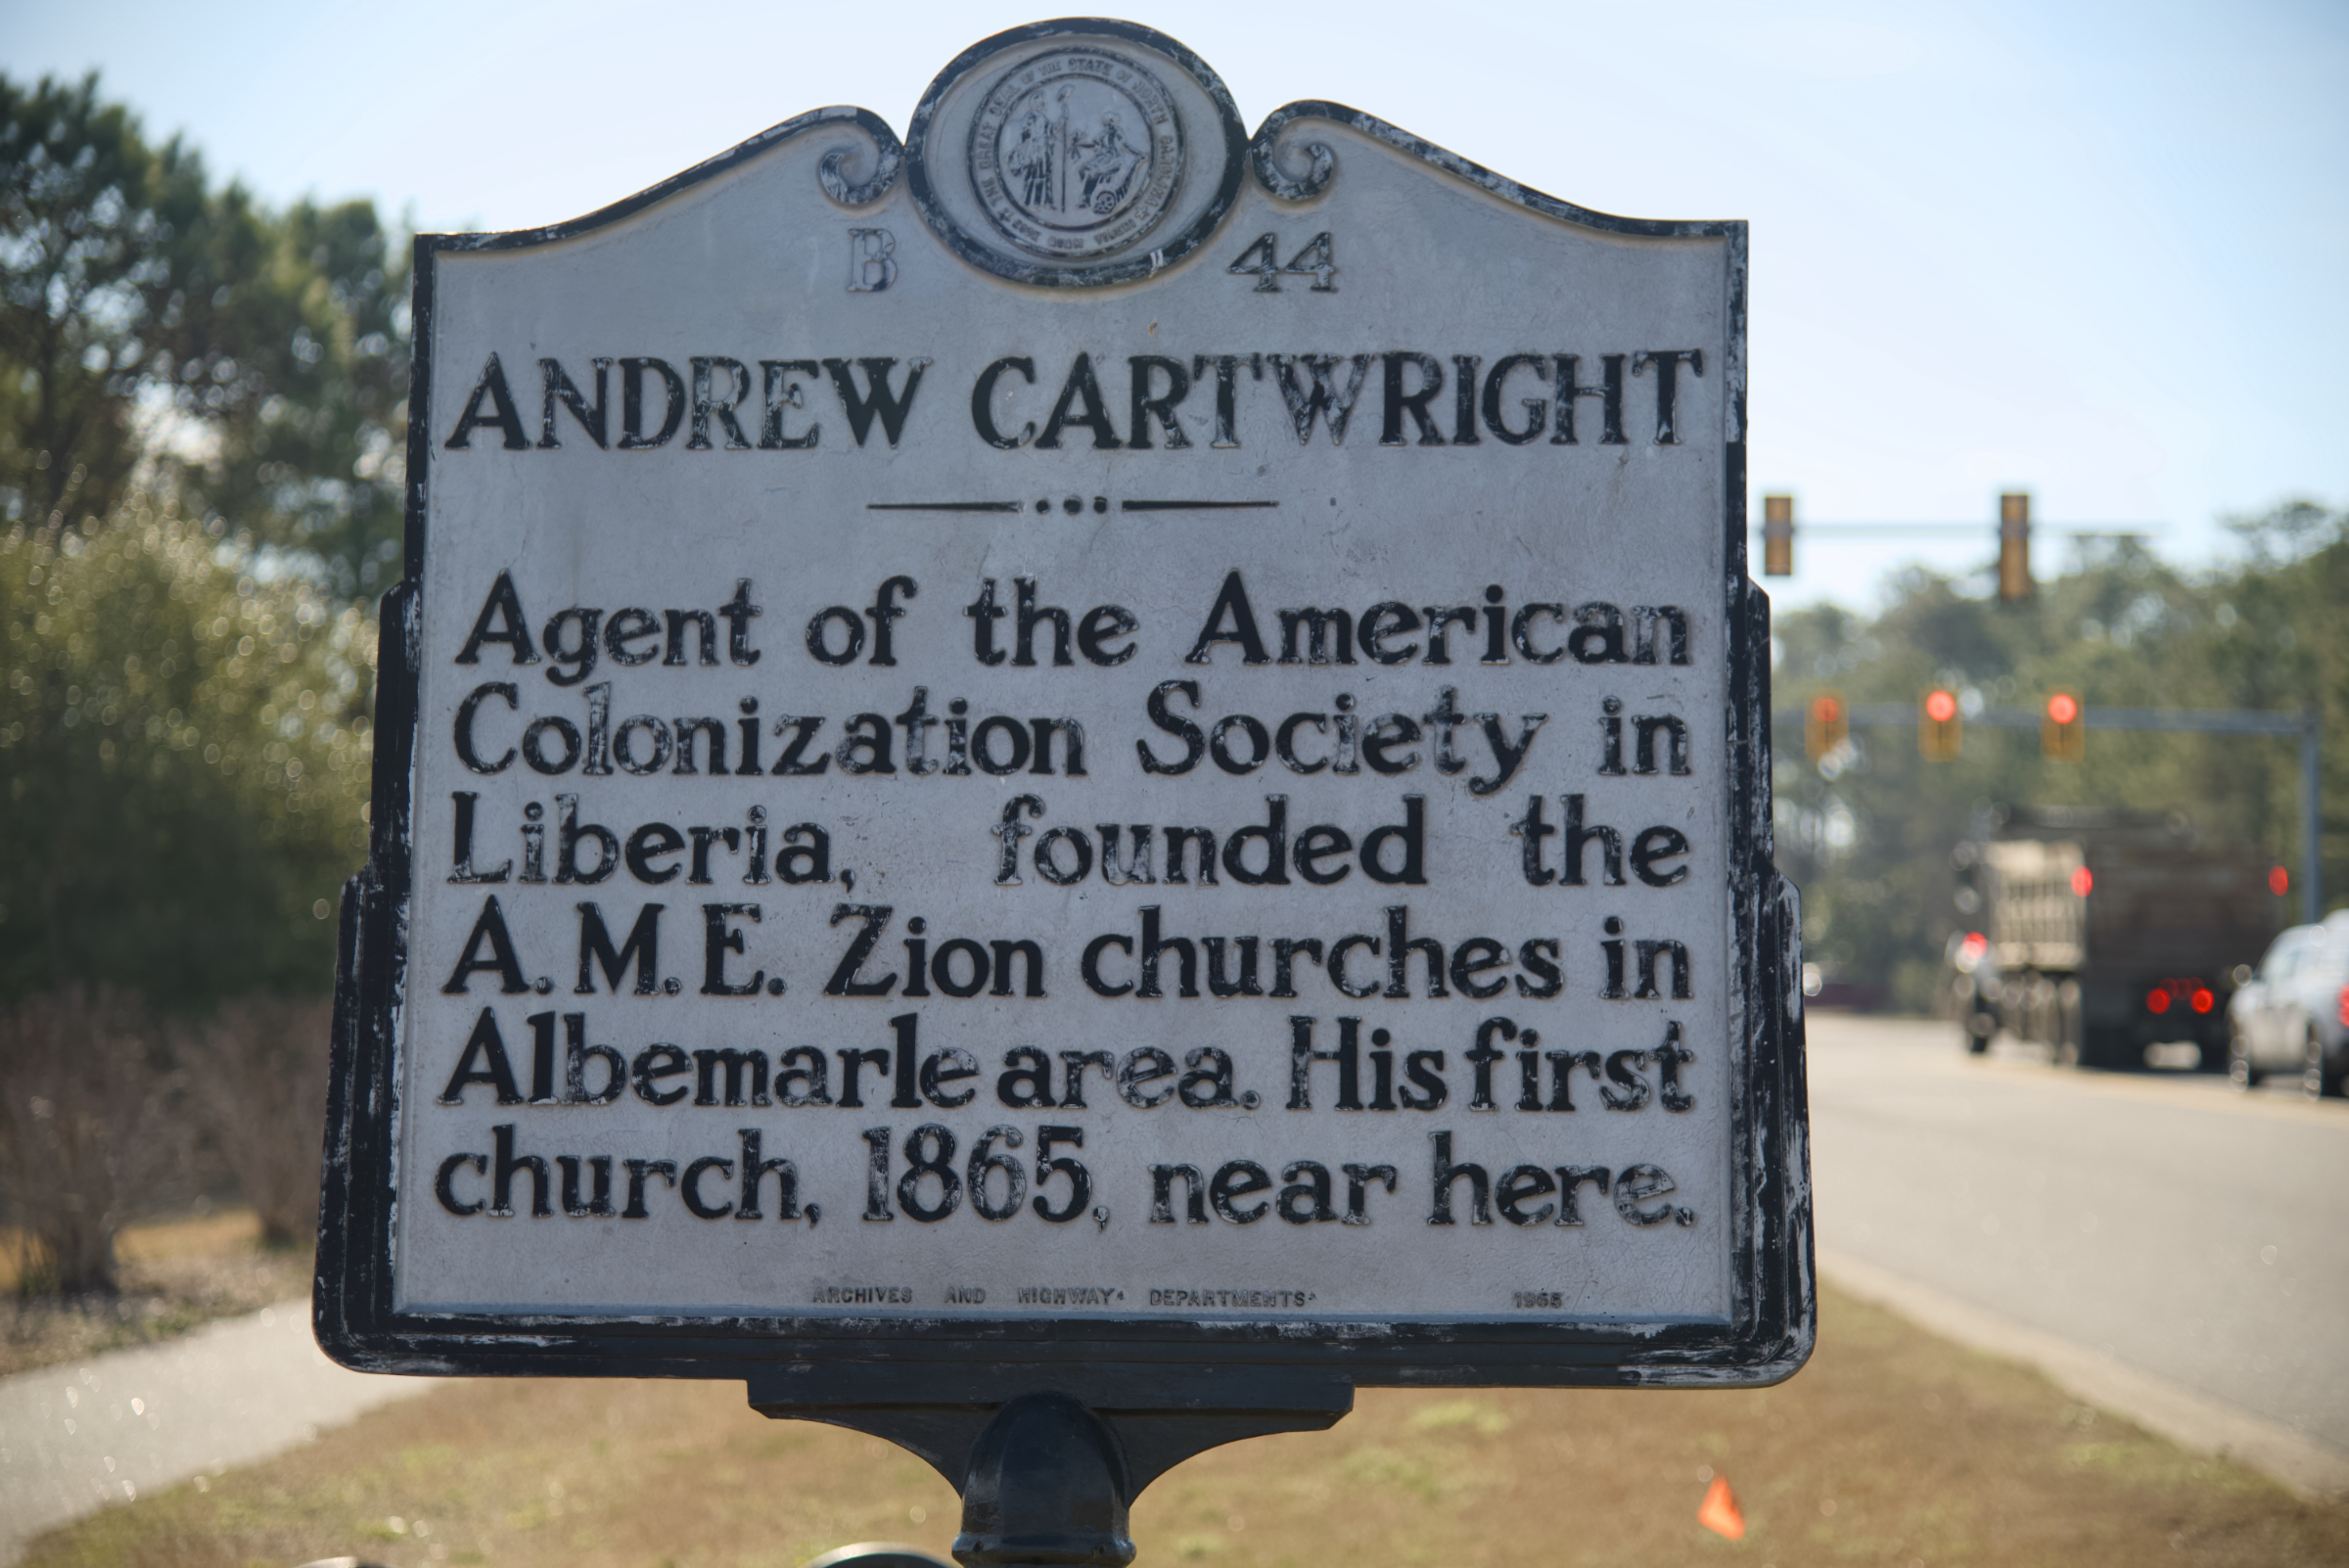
xmin=1763 ymin=494 xmax=1795 ymax=576
xmin=2043 ymin=691 xmax=2085 ymax=761
xmin=1805 ymin=691 xmax=1848 ymax=761
xmin=1998 ymin=492 xmax=2032 ymax=603
xmin=1919 ymin=687 xmax=1962 ymax=761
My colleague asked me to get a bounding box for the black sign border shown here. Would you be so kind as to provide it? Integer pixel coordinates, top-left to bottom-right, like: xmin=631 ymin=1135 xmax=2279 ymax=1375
xmin=317 ymin=54 xmax=1812 ymax=1400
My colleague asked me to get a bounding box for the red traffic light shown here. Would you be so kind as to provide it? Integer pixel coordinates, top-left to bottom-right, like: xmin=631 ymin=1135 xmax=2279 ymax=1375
xmin=2070 ymin=866 xmax=2093 ymax=897
xmin=2271 ymin=865 xmax=2291 ymax=896
xmin=1805 ymin=691 xmax=1852 ymax=763
xmin=1918 ymin=689 xmax=1962 ymax=761
xmin=2042 ymin=690 xmax=2085 ymax=761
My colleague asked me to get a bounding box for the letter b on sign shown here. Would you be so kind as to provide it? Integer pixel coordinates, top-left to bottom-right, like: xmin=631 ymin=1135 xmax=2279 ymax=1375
xmin=849 ymin=230 xmax=897 ymax=294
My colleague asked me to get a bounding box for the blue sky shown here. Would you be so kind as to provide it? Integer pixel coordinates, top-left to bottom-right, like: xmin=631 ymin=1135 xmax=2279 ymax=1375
xmin=8 ymin=0 xmax=2342 ymax=609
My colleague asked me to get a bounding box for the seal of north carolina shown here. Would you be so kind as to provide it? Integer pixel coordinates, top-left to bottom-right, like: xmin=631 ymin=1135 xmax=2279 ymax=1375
xmin=968 ymin=47 xmax=1184 ymax=262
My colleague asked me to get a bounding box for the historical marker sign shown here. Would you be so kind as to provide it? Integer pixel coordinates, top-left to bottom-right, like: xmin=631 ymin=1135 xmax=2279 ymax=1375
xmin=319 ymin=19 xmax=1811 ymax=1398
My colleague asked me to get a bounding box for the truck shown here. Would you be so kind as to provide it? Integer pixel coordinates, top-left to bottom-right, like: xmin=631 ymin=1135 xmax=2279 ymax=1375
xmin=1947 ymin=807 xmax=2281 ymax=1069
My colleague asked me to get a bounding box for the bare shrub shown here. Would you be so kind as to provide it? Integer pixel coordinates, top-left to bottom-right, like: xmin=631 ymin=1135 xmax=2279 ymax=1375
xmin=0 ymin=988 xmax=183 ymax=1295
xmin=176 ymin=994 xmax=333 ymax=1249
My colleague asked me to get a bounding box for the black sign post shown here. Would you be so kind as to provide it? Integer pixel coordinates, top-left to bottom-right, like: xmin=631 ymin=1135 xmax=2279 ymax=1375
xmin=318 ymin=21 xmax=1811 ymax=1561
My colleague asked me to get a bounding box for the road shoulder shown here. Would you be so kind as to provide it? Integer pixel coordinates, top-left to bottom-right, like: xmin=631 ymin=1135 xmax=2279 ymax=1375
xmin=1820 ymin=1246 xmax=2349 ymax=1501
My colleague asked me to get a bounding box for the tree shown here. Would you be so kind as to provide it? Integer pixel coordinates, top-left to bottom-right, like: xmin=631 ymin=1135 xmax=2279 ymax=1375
xmin=175 ymin=993 xmax=332 ymax=1248
xmin=0 ymin=74 xmax=409 ymax=595
xmin=0 ymin=83 xmax=396 ymax=1283
xmin=0 ymin=987 xmax=182 ymax=1293
xmin=0 ymin=499 xmax=377 ymax=1010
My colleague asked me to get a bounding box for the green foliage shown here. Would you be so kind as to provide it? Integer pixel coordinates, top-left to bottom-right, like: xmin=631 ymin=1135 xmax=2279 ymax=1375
xmin=0 ymin=78 xmax=396 ymax=1262
xmin=0 ymin=502 xmax=376 ymax=1009
xmin=0 ymin=73 xmax=409 ymax=596
xmin=1774 ymin=503 xmax=2348 ymax=1010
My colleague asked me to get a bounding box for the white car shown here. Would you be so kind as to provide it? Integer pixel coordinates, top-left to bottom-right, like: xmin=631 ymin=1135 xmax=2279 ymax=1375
xmin=2225 ymin=911 xmax=2349 ymax=1096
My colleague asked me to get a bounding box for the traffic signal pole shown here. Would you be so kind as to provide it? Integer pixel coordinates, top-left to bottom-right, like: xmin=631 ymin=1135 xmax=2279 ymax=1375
xmin=1780 ymin=701 xmax=2324 ymax=923
xmin=2304 ymin=707 xmax=2323 ymax=928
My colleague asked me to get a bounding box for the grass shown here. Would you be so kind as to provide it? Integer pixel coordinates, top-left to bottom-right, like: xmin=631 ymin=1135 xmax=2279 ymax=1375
xmin=20 ymin=1280 xmax=2349 ymax=1568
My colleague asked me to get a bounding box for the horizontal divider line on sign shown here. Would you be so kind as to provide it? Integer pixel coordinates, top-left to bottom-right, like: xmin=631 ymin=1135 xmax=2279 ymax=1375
xmin=860 ymin=499 xmax=1281 ymax=514
xmin=1121 ymin=499 xmax=1280 ymax=511
xmin=865 ymin=501 xmax=1027 ymax=513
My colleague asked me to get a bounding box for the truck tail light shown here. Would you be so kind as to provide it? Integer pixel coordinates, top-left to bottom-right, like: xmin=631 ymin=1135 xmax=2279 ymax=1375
xmin=2146 ymin=977 xmax=2211 ymax=1016
xmin=2338 ymin=984 xmax=2349 ymax=1030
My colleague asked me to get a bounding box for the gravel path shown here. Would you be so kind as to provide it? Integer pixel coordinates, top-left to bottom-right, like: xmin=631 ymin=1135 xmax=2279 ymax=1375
xmin=0 ymin=1298 xmax=428 ymax=1564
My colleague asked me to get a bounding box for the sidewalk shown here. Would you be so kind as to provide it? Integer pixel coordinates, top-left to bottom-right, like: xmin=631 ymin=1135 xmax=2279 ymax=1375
xmin=0 ymin=1299 xmax=427 ymax=1564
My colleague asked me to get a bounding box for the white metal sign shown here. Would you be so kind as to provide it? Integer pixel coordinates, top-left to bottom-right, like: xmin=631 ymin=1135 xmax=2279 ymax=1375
xmin=321 ymin=19 xmax=1808 ymax=1390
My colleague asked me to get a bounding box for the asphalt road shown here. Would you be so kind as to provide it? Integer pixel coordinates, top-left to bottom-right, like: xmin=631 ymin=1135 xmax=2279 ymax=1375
xmin=1807 ymin=1011 xmax=2349 ymax=1461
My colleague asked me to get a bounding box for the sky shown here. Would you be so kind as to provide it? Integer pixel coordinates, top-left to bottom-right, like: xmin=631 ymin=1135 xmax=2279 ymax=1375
xmin=7 ymin=0 xmax=2344 ymax=610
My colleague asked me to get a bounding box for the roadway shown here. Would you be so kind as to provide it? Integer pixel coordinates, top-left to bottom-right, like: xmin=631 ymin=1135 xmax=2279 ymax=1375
xmin=1806 ymin=1010 xmax=2349 ymax=1490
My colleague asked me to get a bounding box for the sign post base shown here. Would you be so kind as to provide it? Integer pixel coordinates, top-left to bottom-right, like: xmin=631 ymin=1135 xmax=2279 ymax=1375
xmin=952 ymin=1393 xmax=1133 ymax=1568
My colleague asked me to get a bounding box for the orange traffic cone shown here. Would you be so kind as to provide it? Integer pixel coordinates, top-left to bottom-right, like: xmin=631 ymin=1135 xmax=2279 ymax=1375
xmin=1698 ymin=1475 xmax=1745 ymax=1541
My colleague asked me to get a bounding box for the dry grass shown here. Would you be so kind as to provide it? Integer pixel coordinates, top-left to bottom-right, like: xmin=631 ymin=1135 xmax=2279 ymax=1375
xmin=111 ymin=1209 xmax=282 ymax=1267
xmin=0 ymin=1208 xmax=310 ymax=1377
xmin=21 ymin=1281 xmax=2349 ymax=1568
xmin=1 ymin=1210 xmax=274 ymax=1291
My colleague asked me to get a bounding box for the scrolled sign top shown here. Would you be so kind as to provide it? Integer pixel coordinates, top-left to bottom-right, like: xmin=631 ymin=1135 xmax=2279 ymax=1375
xmin=317 ymin=16 xmax=1810 ymax=1407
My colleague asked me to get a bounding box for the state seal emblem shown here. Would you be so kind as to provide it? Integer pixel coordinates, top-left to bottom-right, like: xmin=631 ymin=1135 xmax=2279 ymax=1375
xmin=968 ymin=47 xmax=1183 ymax=261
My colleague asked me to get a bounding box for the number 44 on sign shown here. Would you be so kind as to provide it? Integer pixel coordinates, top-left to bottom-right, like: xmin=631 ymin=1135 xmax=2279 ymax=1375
xmin=1227 ymin=232 xmax=1335 ymax=292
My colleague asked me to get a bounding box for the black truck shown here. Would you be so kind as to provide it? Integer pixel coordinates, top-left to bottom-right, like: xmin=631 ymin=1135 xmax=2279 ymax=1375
xmin=1947 ymin=807 xmax=2280 ymax=1069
